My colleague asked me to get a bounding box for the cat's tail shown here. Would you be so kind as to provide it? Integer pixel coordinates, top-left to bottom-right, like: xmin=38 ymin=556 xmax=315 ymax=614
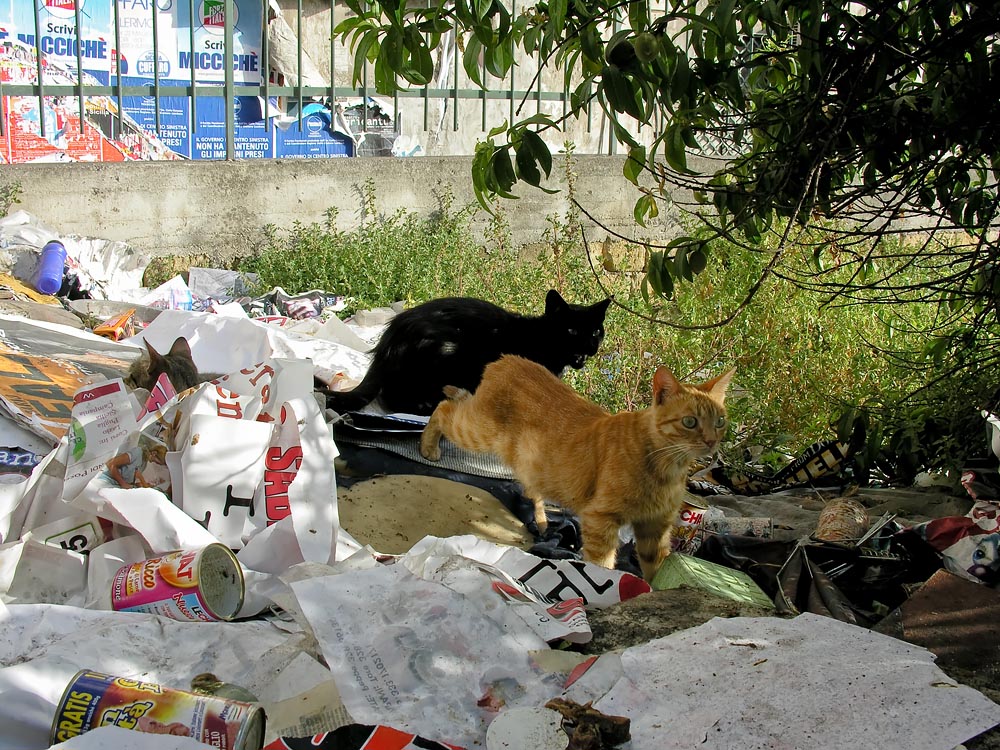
xmin=323 ymin=367 xmax=383 ymax=414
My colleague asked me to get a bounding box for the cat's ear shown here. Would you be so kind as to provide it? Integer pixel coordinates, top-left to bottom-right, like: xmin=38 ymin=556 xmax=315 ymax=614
xmin=545 ymin=289 xmax=569 ymax=314
xmin=652 ymin=366 xmax=683 ymax=405
xmin=167 ymin=337 xmax=193 ymax=360
xmin=144 ymin=339 xmax=164 ymax=366
xmin=701 ymin=368 xmax=736 ymax=400
xmin=593 ymin=297 xmax=613 ymax=316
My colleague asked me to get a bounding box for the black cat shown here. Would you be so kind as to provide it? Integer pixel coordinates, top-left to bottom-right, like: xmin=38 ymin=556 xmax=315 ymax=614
xmin=325 ymin=289 xmax=612 ymax=415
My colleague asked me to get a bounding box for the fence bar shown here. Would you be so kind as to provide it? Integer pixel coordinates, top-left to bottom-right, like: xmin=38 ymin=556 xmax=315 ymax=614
xmin=32 ymin=0 xmax=45 ymax=137
xmin=225 ymin=0 xmax=235 ymax=158
xmin=73 ymin=1 xmax=84 ymax=133
xmin=329 ymin=0 xmax=337 ymax=113
xmin=152 ymin=0 xmax=161 ymax=134
xmin=452 ymin=31 xmax=458 ymax=131
xmin=509 ymin=0 xmax=516 ymax=124
xmin=262 ymin=0 xmax=270 ymax=133
xmin=113 ymin=0 xmax=124 ymax=139
xmin=296 ymin=0 xmax=304 ymax=128
xmin=3 ymin=82 xmax=570 ymax=103
xmin=189 ymin=0 xmax=198 ymax=158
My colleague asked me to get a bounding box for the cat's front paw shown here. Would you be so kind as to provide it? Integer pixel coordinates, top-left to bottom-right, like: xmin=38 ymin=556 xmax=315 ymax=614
xmin=419 ymin=435 xmax=442 ymax=462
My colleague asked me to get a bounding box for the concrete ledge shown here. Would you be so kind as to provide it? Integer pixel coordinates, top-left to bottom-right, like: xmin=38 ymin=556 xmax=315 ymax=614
xmin=2 ymin=156 xmax=677 ymax=261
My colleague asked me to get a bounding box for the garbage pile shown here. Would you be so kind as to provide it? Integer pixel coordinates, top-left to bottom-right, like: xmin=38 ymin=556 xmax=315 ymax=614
xmin=1 ymin=215 xmax=1000 ymax=750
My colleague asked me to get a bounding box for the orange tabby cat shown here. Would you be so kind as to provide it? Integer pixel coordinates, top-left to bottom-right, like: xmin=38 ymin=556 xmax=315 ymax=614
xmin=419 ymin=354 xmax=735 ymax=580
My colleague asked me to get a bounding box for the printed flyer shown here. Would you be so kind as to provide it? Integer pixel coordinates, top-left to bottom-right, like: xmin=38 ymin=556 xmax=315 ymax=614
xmin=1 ymin=0 xmax=353 ymax=162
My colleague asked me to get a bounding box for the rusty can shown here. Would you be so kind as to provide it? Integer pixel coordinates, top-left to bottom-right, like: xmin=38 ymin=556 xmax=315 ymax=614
xmin=111 ymin=543 xmax=244 ymax=621
xmin=671 ymin=496 xmax=709 ymax=553
xmin=814 ymin=497 xmax=870 ymax=543
xmin=51 ymin=669 xmax=264 ymax=749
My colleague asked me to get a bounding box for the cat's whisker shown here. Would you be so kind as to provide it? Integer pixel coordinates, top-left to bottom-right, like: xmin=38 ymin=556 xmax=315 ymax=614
xmin=648 ymin=443 xmax=694 ymax=460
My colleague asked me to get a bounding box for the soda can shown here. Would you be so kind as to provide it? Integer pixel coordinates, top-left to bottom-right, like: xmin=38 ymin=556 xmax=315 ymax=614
xmin=671 ymin=496 xmax=709 ymax=554
xmin=51 ymin=669 xmax=264 ymax=749
xmin=111 ymin=543 xmax=244 ymax=621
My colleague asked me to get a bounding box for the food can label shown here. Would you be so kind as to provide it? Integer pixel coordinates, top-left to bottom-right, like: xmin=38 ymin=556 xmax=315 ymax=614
xmin=51 ymin=670 xmax=263 ymax=749
xmin=111 ymin=544 xmax=243 ymax=621
xmin=671 ymin=498 xmax=709 ymax=554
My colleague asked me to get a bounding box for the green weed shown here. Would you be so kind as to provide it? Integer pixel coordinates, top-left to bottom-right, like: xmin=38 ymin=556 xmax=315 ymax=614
xmin=238 ymin=174 xmax=986 ymax=482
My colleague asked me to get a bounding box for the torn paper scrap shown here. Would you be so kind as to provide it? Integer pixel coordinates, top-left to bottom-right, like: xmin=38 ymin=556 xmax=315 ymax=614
xmin=289 ymin=562 xmax=562 ymax=749
xmin=592 ymin=613 xmax=1000 ymax=749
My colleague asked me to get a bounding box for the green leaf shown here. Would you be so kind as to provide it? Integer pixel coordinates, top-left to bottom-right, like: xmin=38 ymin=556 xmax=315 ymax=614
xmin=648 ymin=251 xmax=664 ymax=296
xmin=835 ymin=407 xmax=856 ymax=444
xmin=647 ymin=251 xmax=674 ymax=299
xmin=515 ymin=139 xmax=542 ymax=186
xmin=812 ymin=245 xmax=826 ymax=273
xmin=628 ymin=1 xmax=650 ymax=33
xmin=486 ymin=120 xmax=510 ymax=139
xmin=633 ymin=194 xmax=659 ymax=226
xmin=580 ymin=25 xmax=603 ymax=65
xmin=688 ymin=246 xmax=707 ymax=274
xmin=373 ymin=52 xmax=397 ymax=94
xmin=522 ymin=129 xmax=553 ymax=178
xmin=472 ymin=141 xmax=497 ymax=212
xmin=602 ymin=65 xmax=643 ymax=121
xmin=624 ymin=145 xmax=646 ymax=185
xmin=463 ymin=35 xmax=486 ymax=87
xmin=663 ymin=122 xmax=689 ymax=172
xmin=403 ymin=26 xmax=433 ymax=84
xmin=473 ymin=0 xmax=492 ymax=22
xmin=352 ymin=32 xmax=378 ymax=87
xmin=546 ymin=0 xmax=568 ymax=36
xmin=491 ymin=147 xmax=519 ymax=198
xmin=673 ymin=243 xmax=691 ymax=281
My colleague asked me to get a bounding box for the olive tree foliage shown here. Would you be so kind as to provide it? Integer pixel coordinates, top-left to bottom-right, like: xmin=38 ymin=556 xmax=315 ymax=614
xmin=335 ymin=0 xmax=1000 ymax=476
xmin=335 ymin=0 xmax=998 ymax=308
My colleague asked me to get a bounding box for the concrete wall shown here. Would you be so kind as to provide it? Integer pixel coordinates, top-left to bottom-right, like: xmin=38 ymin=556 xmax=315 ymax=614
xmin=1 ymin=156 xmax=680 ymax=263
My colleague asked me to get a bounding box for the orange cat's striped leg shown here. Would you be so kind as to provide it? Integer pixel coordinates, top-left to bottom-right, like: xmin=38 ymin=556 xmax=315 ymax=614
xmin=578 ymin=510 xmax=621 ymax=570
xmin=633 ymin=514 xmax=674 ymax=581
xmin=519 ymin=487 xmax=549 ymax=534
xmin=419 ymin=387 xmax=471 ymax=461
xmin=419 ymin=401 xmax=454 ymax=461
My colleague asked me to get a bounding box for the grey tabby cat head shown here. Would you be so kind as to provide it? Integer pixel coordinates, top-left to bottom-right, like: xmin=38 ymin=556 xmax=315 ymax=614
xmin=125 ymin=336 xmax=201 ymax=392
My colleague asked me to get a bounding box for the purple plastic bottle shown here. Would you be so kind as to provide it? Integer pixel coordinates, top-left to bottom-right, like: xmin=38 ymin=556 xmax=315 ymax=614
xmin=33 ymin=240 xmax=67 ymax=296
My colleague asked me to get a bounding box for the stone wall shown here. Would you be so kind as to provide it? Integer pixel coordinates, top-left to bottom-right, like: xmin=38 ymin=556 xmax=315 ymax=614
xmin=2 ymin=156 xmax=681 ymax=263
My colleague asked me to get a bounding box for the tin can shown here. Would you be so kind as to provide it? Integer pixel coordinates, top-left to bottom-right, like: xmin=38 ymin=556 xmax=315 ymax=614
xmin=111 ymin=543 xmax=244 ymax=621
xmin=51 ymin=669 xmax=264 ymax=749
xmin=671 ymin=496 xmax=709 ymax=553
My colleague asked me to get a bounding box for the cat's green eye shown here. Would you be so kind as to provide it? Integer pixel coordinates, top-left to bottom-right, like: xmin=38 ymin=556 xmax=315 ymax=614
xmin=681 ymin=416 xmax=697 ymax=428
xmin=715 ymin=416 xmax=727 ymax=428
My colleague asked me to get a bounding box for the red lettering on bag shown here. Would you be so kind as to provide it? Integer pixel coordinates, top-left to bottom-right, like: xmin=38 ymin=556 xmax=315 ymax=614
xmin=263 ymin=447 xmax=302 ymax=524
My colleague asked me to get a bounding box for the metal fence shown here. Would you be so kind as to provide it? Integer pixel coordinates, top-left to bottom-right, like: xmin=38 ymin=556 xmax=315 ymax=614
xmin=0 ymin=0 xmax=593 ymax=161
